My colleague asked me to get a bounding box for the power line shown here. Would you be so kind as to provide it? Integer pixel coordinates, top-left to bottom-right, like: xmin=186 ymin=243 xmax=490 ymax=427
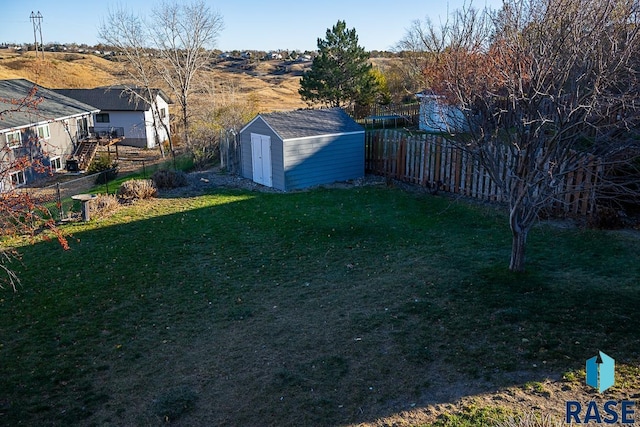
xmin=29 ymin=11 xmax=44 ymax=59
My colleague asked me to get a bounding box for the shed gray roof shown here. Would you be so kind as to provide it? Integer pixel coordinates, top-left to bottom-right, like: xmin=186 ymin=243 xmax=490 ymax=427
xmin=249 ymin=108 xmax=364 ymax=140
xmin=0 ymin=79 xmax=99 ymax=131
xmin=53 ymin=86 xmax=172 ymax=112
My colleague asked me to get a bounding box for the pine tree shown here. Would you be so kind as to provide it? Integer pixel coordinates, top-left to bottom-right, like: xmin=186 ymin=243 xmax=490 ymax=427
xmin=299 ymin=21 xmax=377 ymax=108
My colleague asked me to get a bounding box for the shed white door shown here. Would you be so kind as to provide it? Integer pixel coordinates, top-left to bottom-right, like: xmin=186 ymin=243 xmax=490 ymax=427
xmin=250 ymin=133 xmax=272 ymax=187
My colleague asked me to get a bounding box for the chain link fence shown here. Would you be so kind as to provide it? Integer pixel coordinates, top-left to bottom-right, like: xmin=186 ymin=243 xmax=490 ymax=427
xmin=24 ymin=168 xmax=119 ymax=221
xmin=20 ymin=154 xmax=184 ymax=222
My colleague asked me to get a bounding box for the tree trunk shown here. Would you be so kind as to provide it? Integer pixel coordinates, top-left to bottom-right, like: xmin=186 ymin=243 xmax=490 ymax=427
xmin=509 ymin=211 xmax=529 ymax=272
xmin=509 ymin=227 xmax=528 ymax=272
xmin=182 ymin=96 xmax=190 ymax=147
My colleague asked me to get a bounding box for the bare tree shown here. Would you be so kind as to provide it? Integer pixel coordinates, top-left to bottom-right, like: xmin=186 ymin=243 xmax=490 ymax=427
xmin=392 ymin=19 xmax=442 ymax=98
xmin=100 ymin=1 xmax=223 ymax=151
xmin=99 ymin=8 xmax=172 ymax=158
xmin=189 ymin=77 xmax=258 ymax=169
xmin=400 ymin=0 xmax=640 ymax=271
xmin=150 ymin=0 xmax=224 ymax=148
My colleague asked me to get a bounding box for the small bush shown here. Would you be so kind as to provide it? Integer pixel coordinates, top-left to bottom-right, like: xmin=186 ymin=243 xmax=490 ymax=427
xmin=191 ymin=146 xmax=218 ymax=170
xmin=587 ymin=205 xmax=625 ymax=229
xmin=88 ymin=154 xmax=118 ymax=184
xmin=116 ymin=179 xmax=157 ymax=202
xmin=92 ymin=194 xmax=120 ymax=219
xmin=152 ymin=169 xmax=188 ymax=189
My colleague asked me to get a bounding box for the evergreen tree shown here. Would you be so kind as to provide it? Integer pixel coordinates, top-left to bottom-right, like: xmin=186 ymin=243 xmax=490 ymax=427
xmin=299 ymin=21 xmax=377 ymax=108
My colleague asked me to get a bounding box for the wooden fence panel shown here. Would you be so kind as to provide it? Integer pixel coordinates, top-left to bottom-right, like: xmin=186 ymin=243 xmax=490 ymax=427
xmin=365 ymin=130 xmax=600 ymax=216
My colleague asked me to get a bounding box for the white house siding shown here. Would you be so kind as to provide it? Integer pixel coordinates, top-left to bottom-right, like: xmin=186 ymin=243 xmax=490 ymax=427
xmin=99 ymin=111 xmax=147 ymax=147
xmin=143 ymin=109 xmax=170 ymax=149
xmin=144 ymin=94 xmax=171 ymax=149
xmin=58 ymin=89 xmax=171 ymax=150
xmin=143 ymin=110 xmax=155 ymax=148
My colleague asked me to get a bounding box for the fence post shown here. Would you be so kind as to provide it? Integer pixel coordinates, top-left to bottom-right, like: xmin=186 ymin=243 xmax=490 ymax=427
xmin=56 ymin=182 xmax=63 ymax=220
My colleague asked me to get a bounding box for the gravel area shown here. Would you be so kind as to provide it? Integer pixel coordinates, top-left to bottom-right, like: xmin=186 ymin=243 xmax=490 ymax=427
xmin=160 ymin=167 xmax=389 ymax=197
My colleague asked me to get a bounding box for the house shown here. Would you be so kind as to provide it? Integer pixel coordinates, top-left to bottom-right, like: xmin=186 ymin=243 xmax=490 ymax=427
xmin=0 ymin=79 xmax=99 ymax=191
xmin=239 ymin=108 xmax=365 ymax=191
xmin=416 ymin=91 xmax=468 ymax=133
xmin=54 ymin=86 xmax=171 ymax=149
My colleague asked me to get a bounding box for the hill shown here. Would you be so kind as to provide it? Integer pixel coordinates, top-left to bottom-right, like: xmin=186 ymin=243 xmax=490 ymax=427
xmin=0 ymin=50 xmax=308 ymax=112
xmin=0 ymin=50 xmax=121 ymax=88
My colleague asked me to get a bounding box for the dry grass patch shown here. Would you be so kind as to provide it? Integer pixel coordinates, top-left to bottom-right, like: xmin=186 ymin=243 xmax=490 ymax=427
xmin=0 ymin=52 xmax=120 ymax=87
xmin=92 ymin=194 xmax=120 ymax=219
xmin=1 ymin=51 xmax=308 ymax=111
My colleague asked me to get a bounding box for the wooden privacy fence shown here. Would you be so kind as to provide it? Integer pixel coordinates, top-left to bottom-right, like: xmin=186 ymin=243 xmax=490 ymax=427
xmin=347 ymin=102 xmax=421 ymax=123
xmin=365 ymin=130 xmax=601 ymax=216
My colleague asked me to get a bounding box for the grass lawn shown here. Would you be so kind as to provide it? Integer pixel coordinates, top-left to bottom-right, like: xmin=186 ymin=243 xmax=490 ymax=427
xmin=1 ymin=185 xmax=639 ymax=426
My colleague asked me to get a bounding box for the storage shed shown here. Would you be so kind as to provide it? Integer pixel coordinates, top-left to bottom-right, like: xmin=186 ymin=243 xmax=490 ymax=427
xmin=239 ymin=108 xmax=365 ymax=191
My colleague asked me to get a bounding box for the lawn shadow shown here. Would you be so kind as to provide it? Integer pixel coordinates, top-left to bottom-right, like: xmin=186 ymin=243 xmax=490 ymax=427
xmin=1 ymin=187 xmax=639 ymax=426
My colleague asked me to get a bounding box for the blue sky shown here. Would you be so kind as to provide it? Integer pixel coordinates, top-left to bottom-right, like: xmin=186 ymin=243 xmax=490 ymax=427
xmin=2 ymin=0 xmax=503 ymax=52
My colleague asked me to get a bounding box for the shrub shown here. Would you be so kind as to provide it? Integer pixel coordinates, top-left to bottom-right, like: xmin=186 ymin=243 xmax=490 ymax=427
xmin=116 ymin=179 xmax=157 ymax=202
xmin=152 ymin=169 xmax=188 ymax=189
xmin=587 ymin=205 xmax=625 ymax=229
xmin=191 ymin=145 xmax=218 ymax=170
xmin=188 ymin=132 xmax=219 ymax=170
xmin=88 ymin=154 xmax=118 ymax=184
xmin=92 ymin=194 xmax=120 ymax=219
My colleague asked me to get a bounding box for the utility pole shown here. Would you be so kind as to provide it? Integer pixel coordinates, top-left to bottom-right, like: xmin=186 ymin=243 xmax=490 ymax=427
xmin=29 ymin=11 xmax=44 ymax=59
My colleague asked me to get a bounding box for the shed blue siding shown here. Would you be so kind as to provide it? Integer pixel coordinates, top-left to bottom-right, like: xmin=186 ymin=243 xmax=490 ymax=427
xmin=239 ymin=108 xmax=365 ymax=191
xmin=283 ymin=132 xmax=364 ymax=190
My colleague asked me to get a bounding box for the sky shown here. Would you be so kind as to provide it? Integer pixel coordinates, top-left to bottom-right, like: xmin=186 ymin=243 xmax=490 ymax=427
xmin=2 ymin=0 xmax=503 ymax=52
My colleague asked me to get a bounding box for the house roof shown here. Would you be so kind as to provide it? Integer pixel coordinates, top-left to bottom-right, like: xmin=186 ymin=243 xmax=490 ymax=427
xmin=244 ymin=108 xmax=364 ymax=140
xmin=53 ymin=86 xmax=172 ymax=112
xmin=0 ymin=79 xmax=100 ymax=131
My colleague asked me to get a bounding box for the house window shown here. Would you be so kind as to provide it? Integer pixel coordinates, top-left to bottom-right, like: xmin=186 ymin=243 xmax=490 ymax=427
xmin=159 ymin=108 xmax=167 ymax=118
xmin=10 ymin=170 xmax=26 ymax=187
xmin=5 ymin=130 xmax=21 ymax=149
xmin=49 ymin=156 xmax=63 ymax=171
xmin=37 ymin=124 xmax=51 ymax=140
xmin=96 ymin=113 xmax=110 ymax=123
